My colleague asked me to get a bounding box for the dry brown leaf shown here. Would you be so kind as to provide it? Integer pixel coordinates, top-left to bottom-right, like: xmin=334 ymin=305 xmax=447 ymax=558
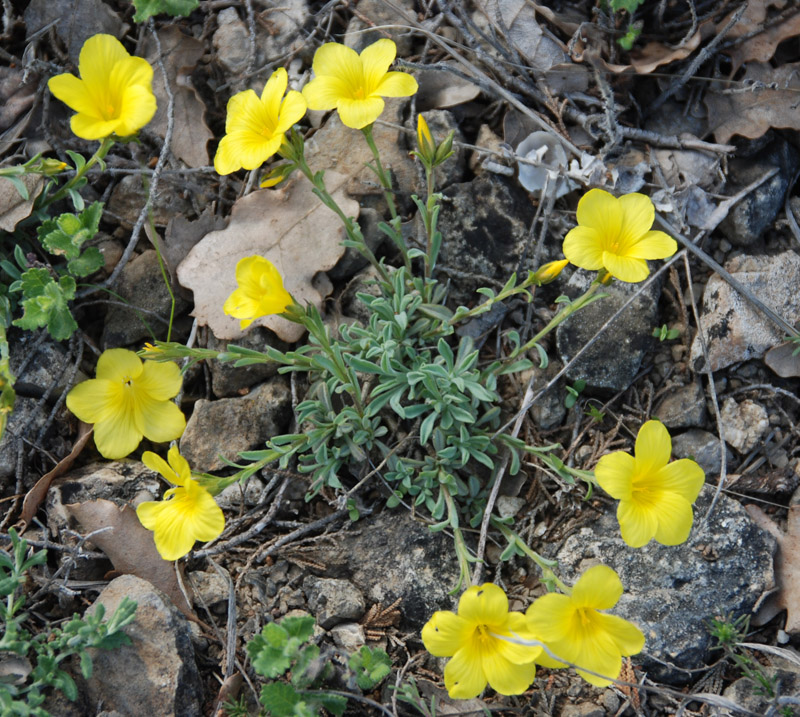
xmin=745 ymin=503 xmax=800 ymax=633
xmin=145 ymin=27 xmax=212 ymax=168
xmin=719 ymin=0 xmax=800 ymax=72
xmin=629 ymin=19 xmax=715 ymax=74
xmin=704 ymin=62 xmax=800 ymax=144
xmin=0 ymin=175 xmax=42 ymax=232
xmin=16 ymin=423 xmax=93 ymax=534
xmin=177 ymin=173 xmax=356 ymax=342
xmin=65 ymin=499 xmax=194 ymax=617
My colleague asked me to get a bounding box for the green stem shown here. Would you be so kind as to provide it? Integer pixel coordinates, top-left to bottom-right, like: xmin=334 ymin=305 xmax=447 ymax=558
xmin=361 ymin=124 xmax=398 ymax=221
xmin=505 ymin=279 xmax=606 ymax=363
xmin=442 ymin=486 xmax=473 ymax=594
xmin=41 ymin=137 xmax=115 ymax=209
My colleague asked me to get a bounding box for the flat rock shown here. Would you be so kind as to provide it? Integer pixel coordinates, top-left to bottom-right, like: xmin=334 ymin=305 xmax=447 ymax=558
xmin=690 ymin=251 xmax=800 ymax=372
xmin=180 ymin=377 xmax=291 ymax=470
xmin=306 ymin=510 xmax=461 ymax=629
xmin=108 ymin=175 xmax=191 ymax=229
xmin=654 ymin=380 xmax=706 ymax=429
xmin=551 ymin=486 xmax=776 ymax=684
xmin=672 ymin=429 xmax=731 ymax=476
xmin=85 ymin=575 xmax=201 ymax=717
xmin=101 ymin=250 xmax=189 ymax=348
xmin=720 ymin=397 xmax=769 ymax=454
xmin=718 ymin=138 xmax=799 ymax=247
xmin=722 ymin=658 xmax=800 ymax=713
xmin=437 ymin=175 xmax=533 ymax=306
xmin=556 ymin=272 xmax=661 ymax=392
xmin=207 ymin=327 xmax=287 ymax=398
xmin=343 ymin=0 xmax=415 ymax=55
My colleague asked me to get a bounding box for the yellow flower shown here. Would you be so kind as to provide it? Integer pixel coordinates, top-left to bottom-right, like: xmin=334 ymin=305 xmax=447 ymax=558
xmin=417 ymin=113 xmax=435 ymax=159
xmin=214 ymin=67 xmax=307 ymax=175
xmin=48 ymin=34 xmax=156 ymax=141
xmin=66 ymin=348 xmax=185 ymax=459
xmin=136 ymin=446 xmax=225 ymax=561
xmin=526 ymin=565 xmax=645 ymax=687
xmin=595 ymin=420 xmax=705 ymax=548
xmin=302 ymin=39 xmax=418 ymax=129
xmin=421 ymin=583 xmax=542 ymax=699
xmin=223 ymin=255 xmax=293 ymax=329
xmin=532 ymin=258 xmax=569 ymax=285
xmin=563 ymin=189 xmax=677 ymax=283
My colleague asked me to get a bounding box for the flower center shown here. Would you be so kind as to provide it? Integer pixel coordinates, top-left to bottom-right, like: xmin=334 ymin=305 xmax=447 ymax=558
xmin=353 ymin=86 xmax=366 ymax=100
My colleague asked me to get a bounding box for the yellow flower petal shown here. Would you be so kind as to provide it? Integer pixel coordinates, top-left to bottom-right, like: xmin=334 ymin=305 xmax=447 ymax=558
xmin=262 ymin=67 xmax=288 ymax=121
xmin=617 ymin=498 xmax=659 ymax=547
xmin=595 ymin=451 xmax=635 ymax=501
xmin=66 ymin=378 xmax=122 ymax=424
xmin=135 ymin=499 xmax=167 ymax=532
xmin=302 ymin=75 xmax=351 ymax=111
xmin=571 ymin=565 xmax=622 ymax=610
xmin=337 ymin=97 xmax=385 ymax=129
xmin=652 ymin=492 xmax=695 ymax=545
xmin=311 ymin=42 xmax=362 ymax=86
xmin=525 ymin=593 xmax=573 ymax=643
xmin=137 ymin=360 xmax=182 ymax=400
xmin=656 ymin=459 xmax=705 ymax=501
xmin=142 ymin=450 xmax=177 ymax=483
xmin=276 ymin=91 xmax=308 ymax=133
xmin=595 ymin=613 xmax=645 ymax=657
xmin=625 ymin=230 xmax=678 ymax=260
xmin=633 ymin=419 xmax=671 ymax=477
xmin=374 ymin=70 xmax=418 ymax=98
xmin=575 ymin=189 xmax=622 ymax=242
xmin=601 ymin=251 xmax=649 ymax=282
xmin=116 ymin=82 xmax=157 ymax=136
xmin=617 ymin=193 xmax=655 ymax=249
xmin=78 ymin=34 xmax=129 ymax=90
xmin=572 ymin=631 xmax=622 ymax=687
xmin=496 ymin=613 xmax=543 ymax=665
xmin=421 ymin=611 xmax=471 ymax=657
xmin=136 ymin=395 xmax=186 ymax=444
xmin=457 ymin=583 xmax=509 ymax=626
xmin=70 ymin=114 xmax=122 ymax=141
xmin=47 ymin=74 xmax=96 ymax=116
xmin=224 ymin=256 xmax=292 ymax=328
xmin=482 ymin=652 xmax=536 ymax=695
xmin=444 ymin=645 xmax=487 ymax=699
xmin=166 ymin=444 xmax=191 ymax=485
xmin=360 ymin=38 xmax=396 ymax=93
xmin=93 ymin=400 xmax=142 ymax=459
xmin=96 ymin=347 xmax=143 ymax=382
xmin=563 ymin=226 xmax=605 ymax=271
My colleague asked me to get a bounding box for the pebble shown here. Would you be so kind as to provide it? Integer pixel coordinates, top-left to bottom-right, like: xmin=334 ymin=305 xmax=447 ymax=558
xmin=654 ymin=380 xmax=706 ymax=429
xmin=672 ymin=429 xmax=731 ymax=476
xmin=303 ymin=577 xmax=366 ymax=629
xmin=719 ymin=398 xmax=769 ymax=454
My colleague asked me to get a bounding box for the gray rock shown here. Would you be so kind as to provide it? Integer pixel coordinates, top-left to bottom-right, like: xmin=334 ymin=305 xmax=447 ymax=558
xmin=437 ymin=175 xmax=533 ymax=306
xmin=180 ymin=377 xmax=291 ymax=470
xmin=213 ymin=9 xmax=250 ymax=74
xmin=654 ymin=380 xmax=706 ymax=429
xmin=720 ymin=398 xmax=769 ymax=454
xmin=560 ymin=704 xmax=605 ymax=717
xmin=329 ymin=623 xmax=366 ymax=652
xmin=343 ymin=0 xmax=415 ymax=55
xmin=519 ymin=361 xmax=567 ymax=430
xmin=689 ymin=251 xmax=800 ymax=372
xmin=303 ymin=577 xmax=366 ymax=629
xmin=306 ymin=510 xmax=461 ymax=629
xmin=85 ymin=575 xmax=202 ymax=716
xmin=722 ymin=659 xmax=800 ymax=714
xmin=108 ymin=175 xmax=191 ymax=229
xmin=719 ymin=138 xmax=799 ymax=247
xmin=207 ymin=327 xmax=287 ymax=398
xmin=24 ymin=0 xmax=123 ymax=65
xmin=552 ymin=486 xmax=776 ymax=684
xmin=254 ymin=0 xmax=308 ymax=62
xmin=672 ymin=429 xmax=731 ymax=476
xmin=101 ymin=250 xmax=189 ymax=348
xmin=188 ymin=566 xmax=230 ymax=611
xmin=215 ymin=475 xmax=266 ymax=510
xmin=556 ymin=273 xmax=661 ymax=392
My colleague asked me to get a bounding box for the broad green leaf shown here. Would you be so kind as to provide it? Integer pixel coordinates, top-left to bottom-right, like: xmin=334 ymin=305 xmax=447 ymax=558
xmin=132 ymin=0 xmax=199 ymax=22
xmin=67 ymin=247 xmax=104 ymax=277
xmin=259 ymin=682 xmax=303 ymax=717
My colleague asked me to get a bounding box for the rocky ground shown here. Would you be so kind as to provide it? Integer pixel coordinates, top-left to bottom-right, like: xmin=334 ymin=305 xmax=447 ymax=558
xmin=3 ymin=0 xmax=800 ymax=715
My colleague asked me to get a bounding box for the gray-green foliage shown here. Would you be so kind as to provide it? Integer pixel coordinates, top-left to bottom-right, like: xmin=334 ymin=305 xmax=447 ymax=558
xmin=0 ymin=529 xmax=137 ymax=716
xmin=244 ymin=615 xmax=391 ymax=716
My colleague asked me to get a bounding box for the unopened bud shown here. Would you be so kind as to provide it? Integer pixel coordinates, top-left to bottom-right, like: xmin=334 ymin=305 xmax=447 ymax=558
xmin=532 ymin=258 xmax=569 ymax=284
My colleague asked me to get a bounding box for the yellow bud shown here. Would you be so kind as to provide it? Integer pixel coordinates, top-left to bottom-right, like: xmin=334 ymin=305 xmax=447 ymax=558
xmin=416 ymin=113 xmax=436 ymax=165
xmin=533 ymin=258 xmax=569 ymax=284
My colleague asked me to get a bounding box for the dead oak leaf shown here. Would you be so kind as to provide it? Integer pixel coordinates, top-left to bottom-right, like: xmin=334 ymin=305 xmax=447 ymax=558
xmin=704 ymin=62 xmax=800 ymax=144
xmin=145 ymin=27 xmax=212 ymax=168
xmin=177 ymin=172 xmax=356 ymax=343
xmin=745 ymin=503 xmax=800 ymax=633
xmin=65 ymin=499 xmax=194 ymax=618
xmin=720 ymin=0 xmax=800 ymax=72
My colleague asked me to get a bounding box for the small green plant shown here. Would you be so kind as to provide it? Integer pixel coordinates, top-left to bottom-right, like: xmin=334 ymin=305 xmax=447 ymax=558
xmin=0 ymin=528 xmax=137 ymax=715
xmin=709 ymin=613 xmax=779 ymax=701
xmin=131 ymin=0 xmax=199 ymax=23
xmin=244 ymin=614 xmax=392 ymax=716
xmin=564 ymin=379 xmax=586 ymax=409
xmin=603 ymin=0 xmax=646 ymax=50
xmin=584 ymin=403 xmax=606 ymax=423
xmin=652 ymin=324 xmax=680 ymax=341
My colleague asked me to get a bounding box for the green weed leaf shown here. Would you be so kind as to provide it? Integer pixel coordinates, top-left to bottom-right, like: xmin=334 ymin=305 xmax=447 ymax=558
xmin=132 ymin=0 xmax=199 ymax=22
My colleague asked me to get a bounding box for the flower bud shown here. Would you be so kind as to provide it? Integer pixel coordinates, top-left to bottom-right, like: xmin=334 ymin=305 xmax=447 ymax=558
xmin=532 ymin=258 xmax=569 ymax=284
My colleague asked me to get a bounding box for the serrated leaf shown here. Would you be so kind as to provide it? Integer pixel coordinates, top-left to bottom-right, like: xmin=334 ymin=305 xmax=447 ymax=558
xmin=314 ymin=693 xmax=347 ymax=716
xmin=13 ymin=267 xmax=51 ymax=296
xmin=67 ymin=247 xmax=104 ymax=277
xmin=282 ymin=616 xmax=315 ymax=642
xmin=259 ymin=682 xmax=303 ymax=717
xmin=12 ymin=273 xmax=77 ymax=340
xmin=349 ymin=646 xmax=392 ymax=690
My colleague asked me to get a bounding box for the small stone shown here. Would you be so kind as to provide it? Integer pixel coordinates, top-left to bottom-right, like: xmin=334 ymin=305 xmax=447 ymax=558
xmin=654 ymin=381 xmax=706 ymax=429
xmin=720 ymin=398 xmax=769 ymax=453
xmin=560 ymin=704 xmax=604 ymax=717
xmin=520 ymin=361 xmax=567 ymax=430
xmin=213 ymin=9 xmax=250 ymax=74
xmin=180 ymin=377 xmax=291 ymax=470
xmin=672 ymin=429 xmax=729 ymax=475
xmin=303 ymin=577 xmax=366 ymax=629
xmin=188 ymin=567 xmax=230 ymax=610
xmin=690 ymin=251 xmax=800 ymax=372
xmin=108 ymin=175 xmax=191 ymax=229
xmin=85 ymin=575 xmax=202 ymax=716
xmin=496 ymin=496 xmax=525 ymax=520
xmin=343 ymin=0 xmax=415 ymax=55
xmin=329 ymin=623 xmax=366 ymax=652
xmin=215 ymin=475 xmax=266 ymax=510
xmin=600 ymin=690 xmax=620 ymax=713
